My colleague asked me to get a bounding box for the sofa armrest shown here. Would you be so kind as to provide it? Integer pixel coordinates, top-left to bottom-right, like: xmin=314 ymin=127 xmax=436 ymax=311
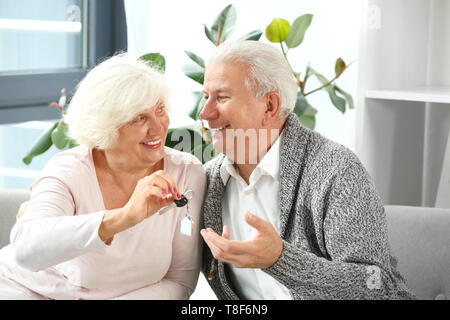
xmin=385 ymin=205 xmax=450 ymax=300
xmin=0 ymin=189 xmax=30 ymax=249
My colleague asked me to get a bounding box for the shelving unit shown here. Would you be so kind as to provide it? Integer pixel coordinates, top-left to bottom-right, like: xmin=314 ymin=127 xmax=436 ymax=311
xmin=365 ymin=86 xmax=450 ymax=104
xmin=355 ymin=0 xmax=450 ymax=207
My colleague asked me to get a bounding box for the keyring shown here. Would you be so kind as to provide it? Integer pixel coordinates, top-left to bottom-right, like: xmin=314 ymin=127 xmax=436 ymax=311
xmin=183 ymin=190 xmax=194 ymax=201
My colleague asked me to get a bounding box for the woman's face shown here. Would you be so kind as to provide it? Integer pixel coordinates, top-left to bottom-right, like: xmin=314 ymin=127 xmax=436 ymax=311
xmin=114 ymin=101 xmax=170 ymax=169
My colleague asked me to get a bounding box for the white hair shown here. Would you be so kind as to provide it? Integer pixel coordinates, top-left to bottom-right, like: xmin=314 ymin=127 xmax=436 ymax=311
xmin=207 ymin=40 xmax=298 ymax=119
xmin=65 ymin=53 xmax=169 ymax=149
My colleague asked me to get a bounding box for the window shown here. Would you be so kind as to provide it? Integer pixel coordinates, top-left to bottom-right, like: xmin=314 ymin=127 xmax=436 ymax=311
xmin=0 ymin=0 xmax=127 ymax=189
xmin=0 ymin=121 xmax=58 ymax=190
xmin=0 ymin=0 xmax=127 ymax=124
xmin=0 ymin=0 xmax=86 ymax=73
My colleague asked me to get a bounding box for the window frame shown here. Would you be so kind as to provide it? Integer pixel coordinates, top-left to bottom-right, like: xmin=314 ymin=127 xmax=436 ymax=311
xmin=0 ymin=0 xmax=127 ymax=124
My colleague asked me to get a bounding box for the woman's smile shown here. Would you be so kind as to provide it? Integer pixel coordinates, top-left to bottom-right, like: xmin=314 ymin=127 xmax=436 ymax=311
xmin=140 ymin=137 xmax=162 ymax=150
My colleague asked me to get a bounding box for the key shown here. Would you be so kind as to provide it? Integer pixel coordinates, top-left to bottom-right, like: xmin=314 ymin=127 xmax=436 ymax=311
xmin=157 ymin=190 xmax=195 ymax=236
xmin=157 ymin=194 xmax=188 ymax=215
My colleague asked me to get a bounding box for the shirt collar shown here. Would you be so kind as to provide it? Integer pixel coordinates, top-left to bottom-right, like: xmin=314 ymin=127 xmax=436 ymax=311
xmin=257 ymin=130 xmax=282 ymax=180
xmin=220 ymin=155 xmax=236 ymax=185
xmin=219 ymin=130 xmax=283 ymax=185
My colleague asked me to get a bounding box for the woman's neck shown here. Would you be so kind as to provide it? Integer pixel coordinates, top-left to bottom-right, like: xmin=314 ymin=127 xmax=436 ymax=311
xmin=93 ymin=148 xmax=163 ymax=185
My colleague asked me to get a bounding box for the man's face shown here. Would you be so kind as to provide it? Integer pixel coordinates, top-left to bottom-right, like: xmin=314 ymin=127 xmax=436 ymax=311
xmin=200 ymin=61 xmax=270 ymax=163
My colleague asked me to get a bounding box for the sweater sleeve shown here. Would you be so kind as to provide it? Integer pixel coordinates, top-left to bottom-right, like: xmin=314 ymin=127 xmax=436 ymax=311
xmin=10 ymin=174 xmax=108 ymax=272
xmin=263 ymin=161 xmax=415 ymax=300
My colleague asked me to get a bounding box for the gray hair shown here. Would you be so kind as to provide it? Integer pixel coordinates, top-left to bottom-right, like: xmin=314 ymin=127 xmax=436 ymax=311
xmin=207 ymin=40 xmax=298 ymax=119
xmin=65 ymin=53 xmax=169 ymax=149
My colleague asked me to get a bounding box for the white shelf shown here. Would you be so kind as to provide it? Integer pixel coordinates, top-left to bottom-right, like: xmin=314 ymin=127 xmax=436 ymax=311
xmin=356 ymin=0 xmax=450 ymax=207
xmin=365 ymin=86 xmax=450 ymax=104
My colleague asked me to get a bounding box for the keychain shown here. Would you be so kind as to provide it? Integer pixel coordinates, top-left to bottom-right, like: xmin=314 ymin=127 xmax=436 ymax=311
xmin=158 ymin=190 xmax=194 ymax=236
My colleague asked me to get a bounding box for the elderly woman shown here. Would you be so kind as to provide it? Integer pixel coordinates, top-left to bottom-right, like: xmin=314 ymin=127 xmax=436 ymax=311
xmin=0 ymin=54 xmax=206 ymax=299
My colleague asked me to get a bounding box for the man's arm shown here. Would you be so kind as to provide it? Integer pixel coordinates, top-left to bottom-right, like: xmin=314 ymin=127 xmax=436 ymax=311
xmin=201 ymin=161 xmax=415 ymax=299
xmin=263 ymin=162 xmax=415 ymax=299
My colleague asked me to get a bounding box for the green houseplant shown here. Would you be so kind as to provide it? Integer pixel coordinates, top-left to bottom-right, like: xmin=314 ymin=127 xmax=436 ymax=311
xmin=182 ymin=4 xmax=353 ymax=137
xmin=22 ymin=88 xmax=78 ymax=165
xmin=23 ymin=4 xmax=353 ymax=165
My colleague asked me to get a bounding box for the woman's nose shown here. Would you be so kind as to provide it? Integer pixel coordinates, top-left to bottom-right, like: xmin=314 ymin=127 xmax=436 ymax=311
xmin=146 ymin=115 xmax=165 ymax=134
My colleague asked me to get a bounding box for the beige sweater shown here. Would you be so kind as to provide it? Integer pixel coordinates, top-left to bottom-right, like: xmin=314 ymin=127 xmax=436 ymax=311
xmin=0 ymin=146 xmax=205 ymax=299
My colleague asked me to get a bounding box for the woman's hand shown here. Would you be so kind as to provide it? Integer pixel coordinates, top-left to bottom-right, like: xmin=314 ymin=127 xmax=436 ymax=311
xmin=98 ymin=170 xmax=181 ymax=242
xmin=123 ymin=170 xmax=181 ymax=225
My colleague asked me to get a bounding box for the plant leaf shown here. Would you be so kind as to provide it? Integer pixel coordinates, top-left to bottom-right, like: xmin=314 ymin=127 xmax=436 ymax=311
xmin=196 ymin=134 xmax=215 ymax=164
xmin=335 ymin=57 xmax=346 ymax=76
xmin=22 ymin=122 xmax=58 ymax=165
xmin=68 ymin=139 xmax=79 ymax=149
xmin=140 ymin=53 xmax=166 ymax=72
xmin=184 ymin=51 xmax=205 ymax=68
xmin=165 ymin=127 xmax=203 ymax=153
xmin=238 ymin=30 xmax=263 ymax=41
xmin=293 ymin=91 xmax=309 ymax=117
xmin=309 ymin=67 xmax=327 ymax=85
xmin=51 ymin=120 xmax=69 ymax=149
xmin=182 ymin=64 xmax=204 ymax=85
xmin=335 ymin=85 xmax=354 ymax=109
xmin=328 ymin=86 xmax=346 ymax=113
xmin=265 ymin=18 xmax=290 ymax=43
xmin=204 ymin=25 xmax=216 ymax=45
xmin=189 ymin=91 xmax=206 ymax=120
xmin=309 ymin=68 xmax=346 ymax=113
xmin=285 ymin=14 xmax=313 ymax=48
xmin=191 ymin=143 xmax=206 ymax=163
xmin=211 ymin=4 xmax=237 ymax=44
xmin=298 ymin=105 xmax=317 ymax=130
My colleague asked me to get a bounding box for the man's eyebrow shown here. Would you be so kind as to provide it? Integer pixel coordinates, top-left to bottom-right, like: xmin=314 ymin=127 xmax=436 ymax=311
xmin=203 ymin=88 xmax=230 ymax=95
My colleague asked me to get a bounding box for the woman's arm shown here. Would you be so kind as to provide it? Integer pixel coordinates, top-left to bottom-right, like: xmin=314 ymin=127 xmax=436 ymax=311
xmin=12 ymin=168 xmax=179 ymax=272
xmin=114 ymin=163 xmax=207 ymax=300
xmin=11 ymin=176 xmax=108 ymax=271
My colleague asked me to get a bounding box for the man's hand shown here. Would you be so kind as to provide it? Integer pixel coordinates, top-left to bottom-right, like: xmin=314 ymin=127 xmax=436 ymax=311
xmin=200 ymin=211 xmax=283 ymax=269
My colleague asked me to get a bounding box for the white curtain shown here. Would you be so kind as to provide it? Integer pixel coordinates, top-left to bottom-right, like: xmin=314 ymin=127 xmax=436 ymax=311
xmin=124 ymin=0 xmax=152 ymax=58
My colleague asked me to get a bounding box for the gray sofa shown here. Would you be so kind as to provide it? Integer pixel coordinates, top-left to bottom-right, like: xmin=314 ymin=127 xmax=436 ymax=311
xmin=0 ymin=189 xmax=29 ymax=249
xmin=0 ymin=189 xmax=449 ymax=300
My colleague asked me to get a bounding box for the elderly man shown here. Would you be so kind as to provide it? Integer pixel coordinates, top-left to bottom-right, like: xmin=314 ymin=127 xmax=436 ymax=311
xmin=199 ymin=40 xmax=415 ymax=300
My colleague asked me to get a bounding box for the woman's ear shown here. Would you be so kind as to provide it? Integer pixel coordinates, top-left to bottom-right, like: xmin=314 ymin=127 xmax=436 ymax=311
xmin=262 ymin=92 xmax=282 ymax=126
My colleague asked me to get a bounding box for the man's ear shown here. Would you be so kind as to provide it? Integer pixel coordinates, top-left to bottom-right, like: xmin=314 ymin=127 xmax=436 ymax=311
xmin=262 ymin=92 xmax=282 ymax=126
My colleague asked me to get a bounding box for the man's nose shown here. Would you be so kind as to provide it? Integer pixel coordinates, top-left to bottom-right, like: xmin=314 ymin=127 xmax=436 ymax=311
xmin=200 ymin=98 xmax=218 ymax=120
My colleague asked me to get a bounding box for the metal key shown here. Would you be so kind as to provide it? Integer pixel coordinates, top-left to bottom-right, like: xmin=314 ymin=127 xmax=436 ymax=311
xmin=157 ymin=190 xmax=194 ymax=216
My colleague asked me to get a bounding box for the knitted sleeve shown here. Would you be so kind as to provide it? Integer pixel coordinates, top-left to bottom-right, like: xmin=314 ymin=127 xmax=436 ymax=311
xmin=263 ymin=161 xmax=415 ymax=300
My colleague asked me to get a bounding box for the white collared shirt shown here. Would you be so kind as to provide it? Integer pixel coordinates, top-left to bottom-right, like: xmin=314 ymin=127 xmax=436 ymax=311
xmin=220 ymin=132 xmax=292 ymax=300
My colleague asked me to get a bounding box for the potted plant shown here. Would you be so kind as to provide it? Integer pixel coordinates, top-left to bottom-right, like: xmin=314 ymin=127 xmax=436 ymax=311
xmin=23 ymin=4 xmax=353 ymax=165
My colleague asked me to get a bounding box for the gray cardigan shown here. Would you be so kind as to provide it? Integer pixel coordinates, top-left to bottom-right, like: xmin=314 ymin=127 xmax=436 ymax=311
xmin=200 ymin=113 xmax=416 ymax=300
